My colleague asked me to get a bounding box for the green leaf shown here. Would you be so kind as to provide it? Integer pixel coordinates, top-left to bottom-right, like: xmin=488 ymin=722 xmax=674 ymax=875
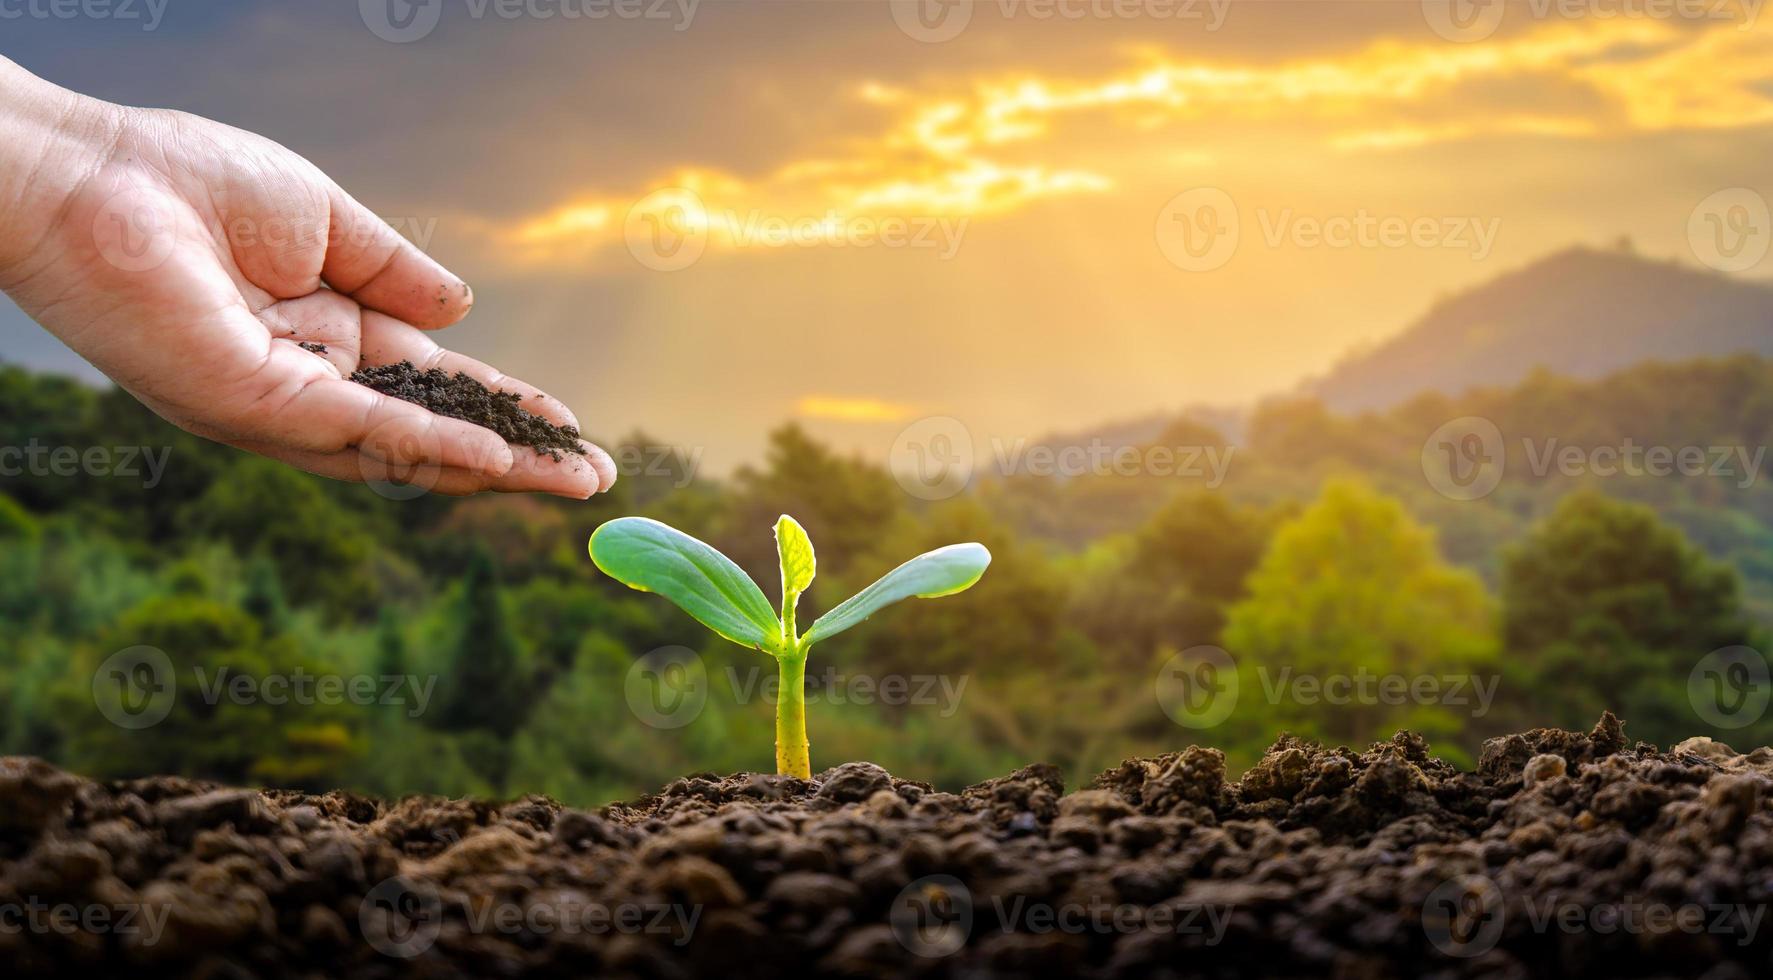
xmin=589 ymin=517 xmax=782 ymax=653
xmin=775 ymin=515 xmax=816 ymax=600
xmin=802 ymin=543 xmax=990 ymax=647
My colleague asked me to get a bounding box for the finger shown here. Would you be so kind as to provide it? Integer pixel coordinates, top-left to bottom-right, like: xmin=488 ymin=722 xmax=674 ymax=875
xmin=493 ymin=441 xmax=617 ymax=499
xmin=583 ymin=440 xmax=618 ymax=492
xmin=236 ymin=442 xmax=503 ymax=496
xmin=253 ymin=361 xmax=514 ymax=478
xmin=257 ymin=290 xmax=362 ymax=375
xmin=238 ymin=441 xmax=613 ymax=499
xmin=321 ymin=184 xmax=472 ymax=330
xmin=357 ymin=311 xmax=581 ymax=429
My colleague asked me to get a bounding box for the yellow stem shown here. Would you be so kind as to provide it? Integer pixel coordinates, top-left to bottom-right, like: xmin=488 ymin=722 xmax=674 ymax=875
xmin=774 ymin=652 xmax=810 ymax=778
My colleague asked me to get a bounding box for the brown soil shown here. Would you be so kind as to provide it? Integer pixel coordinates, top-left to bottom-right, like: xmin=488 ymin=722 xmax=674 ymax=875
xmin=349 ymin=361 xmax=585 ymax=461
xmin=3 ymin=715 xmax=1770 ymax=978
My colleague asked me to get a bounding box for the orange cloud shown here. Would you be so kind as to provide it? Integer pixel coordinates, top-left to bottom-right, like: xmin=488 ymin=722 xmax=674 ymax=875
xmin=492 ymin=15 xmax=1772 ymax=269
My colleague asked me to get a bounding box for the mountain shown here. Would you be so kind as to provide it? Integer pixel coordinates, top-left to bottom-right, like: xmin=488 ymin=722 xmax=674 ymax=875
xmin=1306 ymin=246 xmax=1773 ymax=413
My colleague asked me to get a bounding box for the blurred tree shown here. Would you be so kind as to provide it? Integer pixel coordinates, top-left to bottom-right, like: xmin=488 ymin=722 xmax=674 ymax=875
xmin=1223 ymin=480 xmax=1498 ymax=756
xmin=181 ymin=457 xmax=379 ymax=619
xmin=11 ymin=354 xmax=1773 ymax=797
xmin=608 ymin=429 xmax=703 ymax=509
xmin=373 ymin=606 xmax=408 ymax=679
xmin=424 ymin=495 xmax=567 ymax=583
xmin=1129 ymin=491 xmax=1273 ymax=603
xmin=832 ymin=499 xmax=1073 ymax=676
xmin=1499 ymin=490 xmax=1766 ymax=744
xmin=242 ymin=552 xmax=291 ymax=634
xmin=1 ymin=638 xmax=66 ymax=759
xmin=59 ymin=595 xmax=360 ymax=788
xmin=1067 ymin=538 xmax=1221 ymax=674
xmin=0 ymin=491 xmax=38 ymax=539
xmin=431 ymin=548 xmax=532 ymax=740
xmin=14 ymin=521 xmax=156 ymax=637
xmin=508 ymin=577 xmax=659 ymax=681
xmin=721 ymin=424 xmax=904 ymax=594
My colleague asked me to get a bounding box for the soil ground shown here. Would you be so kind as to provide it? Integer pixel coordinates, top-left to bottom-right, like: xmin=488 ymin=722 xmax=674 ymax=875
xmin=349 ymin=360 xmax=585 ymax=460
xmin=3 ymin=714 xmax=1771 ymax=978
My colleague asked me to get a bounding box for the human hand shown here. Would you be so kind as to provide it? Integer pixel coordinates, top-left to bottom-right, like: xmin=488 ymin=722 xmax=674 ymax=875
xmin=0 ymin=58 xmax=615 ymax=498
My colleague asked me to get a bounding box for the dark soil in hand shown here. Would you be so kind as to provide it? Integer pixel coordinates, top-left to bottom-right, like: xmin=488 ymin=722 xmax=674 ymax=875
xmin=4 ymin=714 xmax=1771 ymax=978
xmin=349 ymin=360 xmax=584 ymax=460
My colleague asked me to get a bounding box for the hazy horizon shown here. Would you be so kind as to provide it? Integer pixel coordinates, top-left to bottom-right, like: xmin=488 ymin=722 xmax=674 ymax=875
xmin=3 ymin=1 xmax=1770 ymax=471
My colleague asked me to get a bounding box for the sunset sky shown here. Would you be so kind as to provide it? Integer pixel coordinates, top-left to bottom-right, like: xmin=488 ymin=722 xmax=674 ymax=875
xmin=4 ymin=0 xmax=1771 ymax=471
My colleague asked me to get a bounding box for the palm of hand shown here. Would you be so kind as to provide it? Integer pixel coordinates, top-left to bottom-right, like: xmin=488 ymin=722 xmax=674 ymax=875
xmin=6 ymin=108 xmax=613 ymax=497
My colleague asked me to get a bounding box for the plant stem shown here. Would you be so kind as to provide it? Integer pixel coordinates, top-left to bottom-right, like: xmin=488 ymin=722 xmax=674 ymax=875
xmin=780 ymin=591 xmax=797 ymax=652
xmin=774 ymin=651 xmax=810 ymax=778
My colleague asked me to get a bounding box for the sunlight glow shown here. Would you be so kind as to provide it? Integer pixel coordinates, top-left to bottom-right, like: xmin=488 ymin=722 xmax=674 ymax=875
xmin=493 ymin=16 xmax=1772 ymax=269
xmin=795 ymin=396 xmax=920 ymax=423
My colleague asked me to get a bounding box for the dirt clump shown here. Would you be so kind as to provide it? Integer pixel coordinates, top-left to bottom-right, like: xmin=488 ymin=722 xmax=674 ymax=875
xmin=4 ymin=713 xmax=1772 ymax=978
xmin=349 ymin=360 xmax=585 ymax=460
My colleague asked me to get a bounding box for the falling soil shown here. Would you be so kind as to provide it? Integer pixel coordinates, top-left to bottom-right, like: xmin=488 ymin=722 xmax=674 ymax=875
xmin=349 ymin=360 xmax=584 ymax=461
xmin=4 ymin=714 xmax=1771 ymax=978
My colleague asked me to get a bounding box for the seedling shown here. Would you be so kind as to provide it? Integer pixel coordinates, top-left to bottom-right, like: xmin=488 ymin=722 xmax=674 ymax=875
xmin=589 ymin=516 xmax=990 ymax=778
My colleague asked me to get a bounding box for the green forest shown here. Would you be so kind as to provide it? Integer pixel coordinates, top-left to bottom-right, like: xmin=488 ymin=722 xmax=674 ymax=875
xmin=3 ymin=354 xmax=1771 ymax=804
